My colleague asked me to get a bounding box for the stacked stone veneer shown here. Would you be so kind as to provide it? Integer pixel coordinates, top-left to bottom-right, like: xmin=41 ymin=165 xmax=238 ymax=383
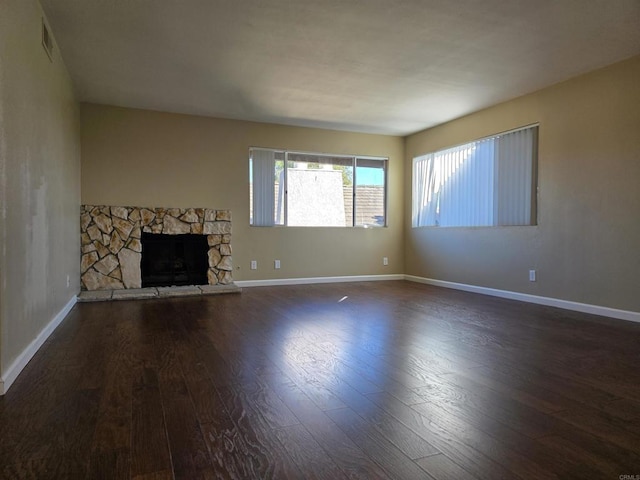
xmin=81 ymin=205 xmax=232 ymax=291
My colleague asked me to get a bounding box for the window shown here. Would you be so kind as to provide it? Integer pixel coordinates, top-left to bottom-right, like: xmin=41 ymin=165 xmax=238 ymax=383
xmin=412 ymin=125 xmax=538 ymax=228
xmin=250 ymin=149 xmax=387 ymax=227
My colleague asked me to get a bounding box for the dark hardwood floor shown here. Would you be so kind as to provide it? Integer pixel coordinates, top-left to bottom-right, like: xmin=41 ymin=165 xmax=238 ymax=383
xmin=1 ymin=281 xmax=640 ymax=479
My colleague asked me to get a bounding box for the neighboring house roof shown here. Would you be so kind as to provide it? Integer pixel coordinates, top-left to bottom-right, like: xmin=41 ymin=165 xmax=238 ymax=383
xmin=343 ymin=186 xmax=385 ymax=227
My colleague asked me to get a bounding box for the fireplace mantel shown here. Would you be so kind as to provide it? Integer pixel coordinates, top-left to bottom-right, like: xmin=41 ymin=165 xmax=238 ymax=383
xmin=80 ymin=205 xmax=233 ymax=291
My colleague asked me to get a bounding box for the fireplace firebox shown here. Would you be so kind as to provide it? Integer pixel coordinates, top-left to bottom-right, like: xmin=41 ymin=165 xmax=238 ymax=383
xmin=141 ymin=233 xmax=209 ymax=287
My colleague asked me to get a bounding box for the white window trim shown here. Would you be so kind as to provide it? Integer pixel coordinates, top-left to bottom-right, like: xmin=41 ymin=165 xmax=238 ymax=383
xmin=250 ymin=148 xmax=389 ymax=228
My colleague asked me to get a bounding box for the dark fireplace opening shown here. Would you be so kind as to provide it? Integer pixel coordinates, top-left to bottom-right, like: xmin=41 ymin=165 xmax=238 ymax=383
xmin=141 ymin=233 xmax=208 ymax=287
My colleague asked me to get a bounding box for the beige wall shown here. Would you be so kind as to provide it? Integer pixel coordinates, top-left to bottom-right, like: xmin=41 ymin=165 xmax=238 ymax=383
xmin=405 ymin=55 xmax=640 ymax=312
xmin=0 ymin=0 xmax=81 ymax=383
xmin=81 ymin=105 xmax=405 ymax=281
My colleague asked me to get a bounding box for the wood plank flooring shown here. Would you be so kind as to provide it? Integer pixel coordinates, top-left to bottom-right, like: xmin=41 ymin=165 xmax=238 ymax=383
xmin=1 ymin=281 xmax=640 ymax=479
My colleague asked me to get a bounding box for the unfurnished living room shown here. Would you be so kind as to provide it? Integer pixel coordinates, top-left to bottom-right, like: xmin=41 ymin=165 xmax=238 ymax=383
xmin=1 ymin=0 xmax=640 ymax=478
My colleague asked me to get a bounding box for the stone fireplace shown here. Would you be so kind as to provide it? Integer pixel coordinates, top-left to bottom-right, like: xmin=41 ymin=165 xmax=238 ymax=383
xmin=80 ymin=205 xmax=233 ymax=291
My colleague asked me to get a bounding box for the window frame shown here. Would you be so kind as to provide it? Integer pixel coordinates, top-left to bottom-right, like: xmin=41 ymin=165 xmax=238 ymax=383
xmin=411 ymin=124 xmax=539 ymax=229
xmin=250 ymin=148 xmax=389 ymax=228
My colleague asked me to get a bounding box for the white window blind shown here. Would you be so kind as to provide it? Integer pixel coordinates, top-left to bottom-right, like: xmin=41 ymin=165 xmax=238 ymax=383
xmin=412 ymin=125 xmax=537 ymax=228
xmin=251 ymin=148 xmax=276 ymax=226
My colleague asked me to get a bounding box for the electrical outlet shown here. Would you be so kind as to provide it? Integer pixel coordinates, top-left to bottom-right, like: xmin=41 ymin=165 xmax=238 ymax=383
xmin=383 ymin=257 xmax=389 ymax=266
xmin=250 ymin=260 xmax=257 ymax=270
xmin=274 ymin=260 xmax=281 ymax=269
xmin=529 ymin=269 xmax=536 ymax=282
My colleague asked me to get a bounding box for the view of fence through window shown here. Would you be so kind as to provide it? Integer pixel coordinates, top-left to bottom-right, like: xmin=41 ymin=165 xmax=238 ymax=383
xmin=250 ymin=149 xmax=387 ymax=227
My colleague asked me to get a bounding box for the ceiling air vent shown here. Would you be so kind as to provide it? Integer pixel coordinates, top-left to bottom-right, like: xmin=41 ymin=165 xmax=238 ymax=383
xmin=42 ymin=18 xmax=53 ymax=61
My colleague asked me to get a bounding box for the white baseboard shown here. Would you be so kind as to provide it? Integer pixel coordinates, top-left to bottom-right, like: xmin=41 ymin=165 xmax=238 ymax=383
xmin=235 ymin=274 xmax=405 ymax=288
xmin=405 ymin=275 xmax=640 ymax=323
xmin=236 ymin=273 xmax=639 ymax=323
xmin=0 ymin=295 xmax=77 ymax=395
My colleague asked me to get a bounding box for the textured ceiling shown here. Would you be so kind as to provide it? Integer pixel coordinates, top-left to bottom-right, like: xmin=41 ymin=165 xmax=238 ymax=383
xmin=40 ymin=0 xmax=640 ymax=135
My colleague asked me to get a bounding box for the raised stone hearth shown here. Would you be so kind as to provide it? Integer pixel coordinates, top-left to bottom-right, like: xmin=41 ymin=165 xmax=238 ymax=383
xmin=81 ymin=205 xmax=233 ymax=290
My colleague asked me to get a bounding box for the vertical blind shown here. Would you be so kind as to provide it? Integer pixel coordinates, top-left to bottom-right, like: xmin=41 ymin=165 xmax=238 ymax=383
xmin=251 ymin=148 xmax=276 ymax=226
xmin=412 ymin=125 xmax=537 ymax=227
